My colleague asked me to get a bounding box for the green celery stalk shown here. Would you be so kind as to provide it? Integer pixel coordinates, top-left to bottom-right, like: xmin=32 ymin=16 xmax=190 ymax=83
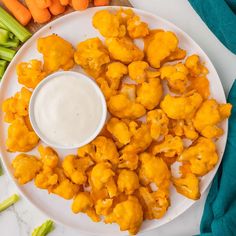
xmin=0 ymin=160 xmax=3 ymax=176
xmin=9 ymin=32 xmax=14 ymax=39
xmin=32 ymin=220 xmax=54 ymax=236
xmin=0 ymin=60 xmax=7 ymax=78
xmin=0 ymin=21 xmax=8 ymax=30
xmin=0 ymin=28 xmax=9 ymax=43
xmin=0 ymin=46 xmax=16 ymax=61
xmin=0 ymin=38 xmax=20 ymax=48
xmin=0 ymin=194 xmax=19 ymax=212
xmin=0 ymin=7 xmax=31 ymax=42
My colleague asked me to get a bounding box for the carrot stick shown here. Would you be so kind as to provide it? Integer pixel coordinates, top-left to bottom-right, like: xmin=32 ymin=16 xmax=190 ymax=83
xmin=49 ymin=0 xmax=65 ymax=15
xmin=94 ymin=0 xmax=110 ymax=6
xmin=25 ymin=0 xmax=51 ymax=24
xmin=35 ymin=0 xmax=52 ymax=9
xmin=1 ymin=0 xmax=32 ymax=26
xmin=59 ymin=0 xmax=70 ymax=6
xmin=71 ymin=0 xmax=89 ymax=10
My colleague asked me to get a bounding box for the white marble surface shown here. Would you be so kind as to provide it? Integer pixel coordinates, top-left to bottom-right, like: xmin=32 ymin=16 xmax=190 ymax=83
xmin=1 ymin=1 xmax=236 ymax=236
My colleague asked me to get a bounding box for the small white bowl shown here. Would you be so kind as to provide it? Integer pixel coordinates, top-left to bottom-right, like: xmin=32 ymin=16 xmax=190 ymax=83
xmin=29 ymin=71 xmax=107 ymax=149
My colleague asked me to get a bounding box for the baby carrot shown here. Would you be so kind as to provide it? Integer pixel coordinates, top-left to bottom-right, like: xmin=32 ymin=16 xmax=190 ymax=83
xmin=49 ymin=0 xmax=66 ymax=16
xmin=1 ymin=0 xmax=32 ymax=26
xmin=25 ymin=0 xmax=51 ymax=24
xmin=35 ymin=0 xmax=52 ymax=9
xmin=94 ymin=0 xmax=110 ymax=6
xmin=59 ymin=0 xmax=70 ymax=6
xmin=71 ymin=0 xmax=89 ymax=10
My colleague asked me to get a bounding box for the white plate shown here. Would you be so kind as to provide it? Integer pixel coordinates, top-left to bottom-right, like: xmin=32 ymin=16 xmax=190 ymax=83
xmin=0 ymin=6 xmax=227 ymax=235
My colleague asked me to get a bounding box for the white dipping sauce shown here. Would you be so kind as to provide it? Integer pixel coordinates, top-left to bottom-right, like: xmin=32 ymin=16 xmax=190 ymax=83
xmin=32 ymin=73 xmax=105 ymax=148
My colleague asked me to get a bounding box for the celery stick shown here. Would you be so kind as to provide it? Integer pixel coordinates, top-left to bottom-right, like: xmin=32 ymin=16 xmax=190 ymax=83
xmin=0 ymin=38 xmax=20 ymax=48
xmin=0 ymin=60 xmax=7 ymax=78
xmin=0 ymin=7 xmax=31 ymax=42
xmin=0 ymin=28 xmax=9 ymax=43
xmin=0 ymin=21 xmax=8 ymax=30
xmin=9 ymin=32 xmax=14 ymax=39
xmin=32 ymin=220 xmax=54 ymax=236
xmin=0 ymin=46 xmax=16 ymax=61
xmin=0 ymin=194 xmax=19 ymax=212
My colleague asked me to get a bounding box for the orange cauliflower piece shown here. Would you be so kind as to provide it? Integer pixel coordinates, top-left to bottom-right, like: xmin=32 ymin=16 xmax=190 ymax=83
xmin=12 ymin=154 xmax=42 ymax=184
xmin=37 ymin=34 xmax=74 ymax=73
xmin=136 ymin=77 xmax=163 ymax=110
xmin=178 ymin=137 xmax=219 ymax=176
xmin=116 ymin=8 xmax=135 ymax=25
xmin=118 ymin=151 xmax=139 ymax=170
xmin=105 ymin=37 xmax=144 ymax=64
xmin=72 ymin=192 xmax=100 ymax=222
xmin=160 ymin=92 xmax=203 ymax=119
xmin=146 ymin=31 xmax=178 ymax=68
xmin=165 ymin=47 xmax=186 ymax=62
xmin=96 ymin=76 xmax=116 ymax=100
xmin=74 ymin=38 xmax=110 ymax=78
xmin=38 ymin=145 xmax=59 ymax=168
xmin=17 ymin=59 xmax=46 ymax=89
xmin=105 ymin=196 xmax=143 ymax=235
xmin=2 ymin=87 xmax=32 ymax=123
xmin=117 ymin=169 xmax=139 ymax=195
xmin=193 ymin=99 xmax=232 ymax=138
xmin=92 ymin=10 xmax=126 ymax=38
xmin=188 ymin=76 xmax=210 ymax=99
xmin=95 ymin=198 xmax=113 ymax=216
xmin=6 ymin=117 xmax=39 ymax=152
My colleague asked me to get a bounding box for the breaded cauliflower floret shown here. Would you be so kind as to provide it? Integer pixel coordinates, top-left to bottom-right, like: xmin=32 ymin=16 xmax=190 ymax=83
xmin=105 ymin=37 xmax=144 ymax=64
xmin=165 ymin=47 xmax=186 ymax=62
xmin=193 ymin=99 xmax=232 ymax=138
xmin=127 ymin=15 xmax=149 ymax=39
xmin=160 ymin=92 xmax=203 ymax=120
xmin=116 ymin=8 xmax=135 ymax=25
xmin=96 ymin=76 xmax=116 ymax=100
xmin=12 ymin=154 xmax=42 ymax=184
xmin=160 ymin=63 xmax=189 ymax=93
xmin=2 ymin=87 xmax=32 ymax=123
xmin=74 ymin=38 xmax=110 ymax=78
xmin=105 ymin=196 xmax=143 ymax=235
xmin=118 ymin=151 xmax=139 ymax=170
xmin=62 ymin=155 xmax=94 ymax=185
xmin=172 ymin=173 xmax=200 ymax=200
xmin=72 ymin=192 xmax=100 ymax=222
xmin=17 ymin=60 xmax=46 ymax=89
xmin=146 ymin=31 xmax=178 ymax=68
xmin=178 ymin=137 xmax=219 ymax=176
xmin=117 ymin=169 xmax=139 ymax=195
xmin=95 ymin=198 xmax=113 ymax=216
xmin=136 ymin=77 xmax=163 ymax=110
xmin=37 ymin=34 xmax=74 ymax=73
xmin=93 ymin=10 xmax=126 ymax=38
xmin=91 ymin=162 xmax=117 ymax=198
xmin=6 ymin=117 xmax=39 ymax=152
xmin=38 ymin=145 xmax=59 ymax=168
xmin=147 ymin=109 xmax=169 ymax=140
xmin=188 ymin=76 xmax=210 ymax=99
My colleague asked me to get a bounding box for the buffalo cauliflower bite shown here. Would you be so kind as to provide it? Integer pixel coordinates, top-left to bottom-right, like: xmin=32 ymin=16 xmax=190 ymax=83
xmin=74 ymin=38 xmax=110 ymax=78
xmin=91 ymin=162 xmax=117 ymax=198
xmin=105 ymin=37 xmax=144 ymax=64
xmin=105 ymin=196 xmax=143 ymax=235
xmin=172 ymin=173 xmax=200 ymax=200
xmin=92 ymin=10 xmax=126 ymax=38
xmin=178 ymin=137 xmax=219 ymax=176
xmin=160 ymin=63 xmax=189 ymax=93
xmin=193 ymin=99 xmax=232 ymax=138
xmin=117 ymin=169 xmax=139 ymax=195
xmin=146 ymin=31 xmax=178 ymax=68
xmin=72 ymin=192 xmax=100 ymax=222
xmin=2 ymin=87 xmax=32 ymax=123
xmin=38 ymin=145 xmax=59 ymax=168
xmin=12 ymin=154 xmax=42 ymax=184
xmin=147 ymin=109 xmax=169 ymax=140
xmin=136 ymin=77 xmax=163 ymax=110
xmin=62 ymin=155 xmax=94 ymax=185
xmin=17 ymin=60 xmax=47 ymax=89
xmin=37 ymin=34 xmax=74 ymax=73
xmin=96 ymin=76 xmax=116 ymax=100
xmin=116 ymin=8 xmax=135 ymax=25
xmin=165 ymin=47 xmax=186 ymax=62
xmin=95 ymin=198 xmax=113 ymax=216
xmin=118 ymin=152 xmax=139 ymax=170
xmin=160 ymin=92 xmax=203 ymax=120
xmin=188 ymin=76 xmax=210 ymax=99
xmin=127 ymin=15 xmax=149 ymax=39
xmin=6 ymin=117 xmax=39 ymax=152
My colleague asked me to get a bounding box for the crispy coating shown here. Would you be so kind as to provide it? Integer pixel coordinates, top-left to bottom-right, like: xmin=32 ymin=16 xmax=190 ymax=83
xmin=105 ymin=37 xmax=144 ymax=64
xmin=38 ymin=145 xmax=59 ymax=168
xmin=193 ymin=99 xmax=232 ymax=138
xmin=146 ymin=31 xmax=178 ymax=68
xmin=96 ymin=76 xmax=117 ymax=100
xmin=178 ymin=137 xmax=219 ymax=176
xmin=93 ymin=10 xmax=126 ymax=38
xmin=165 ymin=47 xmax=186 ymax=62
xmin=95 ymin=198 xmax=113 ymax=216
xmin=105 ymin=196 xmax=143 ymax=235
xmin=17 ymin=60 xmax=47 ymax=89
xmin=118 ymin=152 xmax=139 ymax=170
xmin=188 ymin=76 xmax=210 ymax=99
xmin=136 ymin=77 xmax=163 ymax=110
xmin=37 ymin=34 xmax=75 ymax=73
xmin=116 ymin=8 xmax=135 ymax=25
xmin=2 ymin=87 xmax=32 ymax=123
xmin=160 ymin=92 xmax=203 ymax=120
xmin=6 ymin=117 xmax=39 ymax=152
xmin=74 ymin=38 xmax=110 ymax=78
xmin=12 ymin=154 xmax=42 ymax=184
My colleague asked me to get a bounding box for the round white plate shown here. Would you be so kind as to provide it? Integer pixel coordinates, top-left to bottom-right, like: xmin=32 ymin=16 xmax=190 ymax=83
xmin=0 ymin=6 xmax=227 ymax=235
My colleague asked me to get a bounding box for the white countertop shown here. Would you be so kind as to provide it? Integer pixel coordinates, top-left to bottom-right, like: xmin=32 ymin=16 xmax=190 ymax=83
xmin=1 ymin=1 xmax=236 ymax=236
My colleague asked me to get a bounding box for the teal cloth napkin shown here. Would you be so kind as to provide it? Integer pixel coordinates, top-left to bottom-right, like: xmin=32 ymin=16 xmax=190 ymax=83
xmin=189 ymin=0 xmax=236 ymax=54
